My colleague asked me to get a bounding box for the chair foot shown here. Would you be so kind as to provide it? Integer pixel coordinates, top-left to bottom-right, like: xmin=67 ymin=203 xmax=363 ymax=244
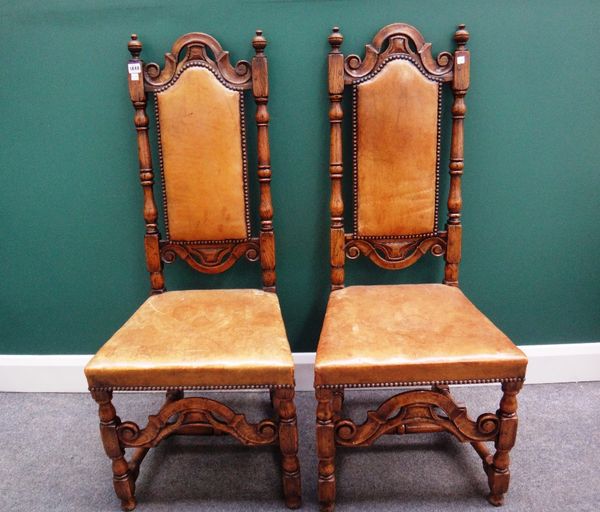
xmin=274 ymin=388 xmax=302 ymax=509
xmin=487 ymin=492 xmax=504 ymax=507
xmin=316 ymin=388 xmax=336 ymax=512
xmin=318 ymin=476 xmax=336 ymax=512
xmin=285 ymin=497 xmax=302 ymax=510
xmin=90 ymin=390 xmax=137 ymax=510
xmin=120 ymin=497 xmax=137 ymax=511
xmin=486 ymin=381 xmax=523 ymax=507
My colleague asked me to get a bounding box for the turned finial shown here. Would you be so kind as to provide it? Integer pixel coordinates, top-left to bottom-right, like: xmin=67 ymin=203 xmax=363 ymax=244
xmin=454 ymin=24 xmax=469 ymax=49
xmin=252 ymin=29 xmax=267 ymax=53
xmin=328 ymin=26 xmax=343 ymax=51
xmin=128 ymin=34 xmax=142 ymax=59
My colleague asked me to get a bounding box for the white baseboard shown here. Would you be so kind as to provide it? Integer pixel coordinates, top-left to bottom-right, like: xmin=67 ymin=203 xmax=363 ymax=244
xmin=0 ymin=343 xmax=598 ymax=393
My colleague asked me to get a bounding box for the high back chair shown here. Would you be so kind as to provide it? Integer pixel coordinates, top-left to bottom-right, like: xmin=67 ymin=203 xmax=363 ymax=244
xmin=315 ymin=24 xmax=527 ymax=510
xmin=84 ymin=31 xmax=301 ymax=510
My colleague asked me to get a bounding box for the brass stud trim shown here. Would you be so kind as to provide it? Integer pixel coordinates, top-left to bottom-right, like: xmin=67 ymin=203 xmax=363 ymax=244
xmin=315 ymin=377 xmax=525 ymax=389
xmin=153 ymin=61 xmax=252 ymax=245
xmin=90 ymin=383 xmax=294 ymax=392
xmin=352 ymin=54 xmax=443 ymax=241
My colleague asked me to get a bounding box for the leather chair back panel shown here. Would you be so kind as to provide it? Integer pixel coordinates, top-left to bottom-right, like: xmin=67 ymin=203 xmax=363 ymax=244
xmin=355 ymin=59 xmax=439 ymax=237
xmin=156 ymin=66 xmax=249 ymax=241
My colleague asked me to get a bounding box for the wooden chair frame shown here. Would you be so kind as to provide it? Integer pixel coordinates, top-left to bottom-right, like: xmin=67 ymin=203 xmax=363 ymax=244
xmin=317 ymin=24 xmax=523 ymax=510
xmin=89 ymin=31 xmax=300 ymax=510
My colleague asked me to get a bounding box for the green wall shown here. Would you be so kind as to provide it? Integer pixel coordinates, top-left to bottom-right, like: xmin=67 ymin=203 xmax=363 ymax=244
xmin=1 ymin=0 xmax=599 ymax=354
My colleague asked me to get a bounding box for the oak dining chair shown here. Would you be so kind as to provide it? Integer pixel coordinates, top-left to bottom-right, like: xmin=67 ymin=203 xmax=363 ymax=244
xmin=315 ymin=23 xmax=527 ymax=511
xmin=84 ymin=31 xmax=301 ymax=510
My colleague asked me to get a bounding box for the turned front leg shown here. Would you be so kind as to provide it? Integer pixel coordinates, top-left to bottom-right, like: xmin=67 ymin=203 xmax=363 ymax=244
xmin=270 ymin=387 xmax=281 ymax=410
xmin=275 ymin=388 xmax=302 ymax=509
xmin=91 ymin=390 xmax=136 ymax=511
xmin=165 ymin=389 xmax=184 ymax=402
xmin=332 ymin=388 xmax=344 ymax=420
xmin=487 ymin=381 xmax=523 ymax=506
xmin=316 ymin=388 xmax=337 ymax=512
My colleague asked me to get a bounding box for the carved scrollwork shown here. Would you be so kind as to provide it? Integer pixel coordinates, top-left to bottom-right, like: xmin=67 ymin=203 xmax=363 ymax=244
xmin=476 ymin=413 xmax=500 ymax=435
xmin=344 ymin=23 xmax=454 ymax=82
xmin=117 ymin=397 xmax=278 ymax=448
xmin=144 ymin=32 xmax=252 ymax=90
xmin=160 ymin=239 xmax=260 ymax=274
xmin=345 ymin=244 xmax=361 ymax=260
xmin=334 ymin=389 xmax=499 ymax=447
xmin=345 ymin=236 xmax=446 ymax=270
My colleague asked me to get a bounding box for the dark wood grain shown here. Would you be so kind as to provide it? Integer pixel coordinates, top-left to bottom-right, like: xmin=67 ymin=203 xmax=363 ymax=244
xmin=91 ymin=389 xmax=137 ymax=511
xmin=128 ymin=35 xmax=165 ymax=295
xmin=275 ymin=388 xmax=302 ymax=509
xmin=444 ymin=24 xmax=470 ymax=286
xmin=252 ymin=30 xmax=277 ymax=292
xmin=316 ymin=388 xmax=336 ymax=512
xmin=486 ymin=381 xmax=523 ymax=506
xmin=328 ymin=28 xmax=345 ymax=291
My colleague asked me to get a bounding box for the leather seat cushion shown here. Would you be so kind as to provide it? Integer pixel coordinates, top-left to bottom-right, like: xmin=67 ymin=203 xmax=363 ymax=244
xmin=315 ymin=284 xmax=527 ymax=387
xmin=85 ymin=289 xmax=294 ymax=389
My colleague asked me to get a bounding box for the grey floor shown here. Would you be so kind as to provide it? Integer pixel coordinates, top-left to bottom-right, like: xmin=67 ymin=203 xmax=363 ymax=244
xmin=0 ymin=383 xmax=598 ymax=511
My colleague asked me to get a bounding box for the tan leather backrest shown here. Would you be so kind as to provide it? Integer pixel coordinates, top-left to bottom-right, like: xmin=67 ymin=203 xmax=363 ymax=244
xmin=156 ymin=66 xmax=249 ymax=241
xmin=355 ymin=58 xmax=440 ymax=237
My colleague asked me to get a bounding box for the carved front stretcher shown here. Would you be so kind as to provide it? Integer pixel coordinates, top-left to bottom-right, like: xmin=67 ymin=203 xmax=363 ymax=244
xmin=333 ymin=388 xmax=499 ymax=447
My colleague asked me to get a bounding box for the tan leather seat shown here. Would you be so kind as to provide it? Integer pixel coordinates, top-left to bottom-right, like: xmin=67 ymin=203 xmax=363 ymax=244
xmin=85 ymin=289 xmax=294 ymax=390
xmin=315 ymin=284 xmax=527 ymax=387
